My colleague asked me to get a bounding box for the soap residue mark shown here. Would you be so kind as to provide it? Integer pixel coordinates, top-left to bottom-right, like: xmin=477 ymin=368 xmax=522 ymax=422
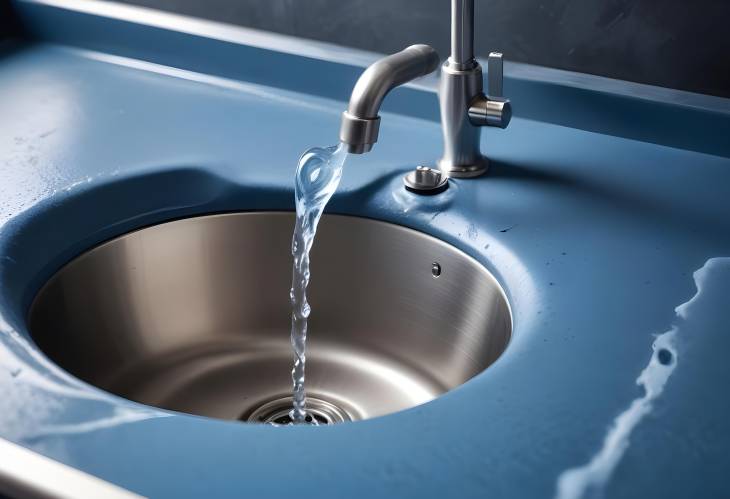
xmin=554 ymin=257 xmax=729 ymax=499
xmin=466 ymin=223 xmax=478 ymax=240
xmin=38 ymin=129 xmax=57 ymax=139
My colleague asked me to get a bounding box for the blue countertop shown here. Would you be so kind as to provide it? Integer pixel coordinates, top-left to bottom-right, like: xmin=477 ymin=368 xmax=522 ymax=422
xmin=1 ymin=2 xmax=730 ymax=498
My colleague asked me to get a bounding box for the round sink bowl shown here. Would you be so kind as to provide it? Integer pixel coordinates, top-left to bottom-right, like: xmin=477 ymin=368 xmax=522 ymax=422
xmin=28 ymin=213 xmax=511 ymax=423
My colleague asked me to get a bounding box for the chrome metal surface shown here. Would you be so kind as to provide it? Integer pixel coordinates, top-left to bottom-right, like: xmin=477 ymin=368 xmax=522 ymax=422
xmin=338 ymin=1 xmax=512 ymax=178
xmin=28 ymin=213 xmax=511 ymax=423
xmin=468 ymin=96 xmax=512 ymax=129
xmin=438 ymin=1 xmax=512 ymax=178
xmin=339 ymin=113 xmax=379 ymax=154
xmin=245 ymin=396 xmax=350 ymax=425
xmin=438 ymin=62 xmax=489 ymax=177
xmin=451 ymin=0 xmax=476 ymax=70
xmin=340 ymin=44 xmax=439 ymax=154
xmin=487 ymin=52 xmax=504 ymax=97
xmin=468 ymin=53 xmax=512 ymax=129
xmin=403 ymin=166 xmax=449 ymax=194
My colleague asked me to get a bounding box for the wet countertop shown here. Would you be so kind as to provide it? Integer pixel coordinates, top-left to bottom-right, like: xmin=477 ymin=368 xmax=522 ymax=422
xmin=1 ymin=13 xmax=730 ymax=499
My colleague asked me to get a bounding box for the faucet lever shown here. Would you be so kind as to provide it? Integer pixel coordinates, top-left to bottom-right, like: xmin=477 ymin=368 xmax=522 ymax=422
xmin=487 ymin=52 xmax=504 ymax=98
xmin=467 ymin=53 xmax=512 ymax=130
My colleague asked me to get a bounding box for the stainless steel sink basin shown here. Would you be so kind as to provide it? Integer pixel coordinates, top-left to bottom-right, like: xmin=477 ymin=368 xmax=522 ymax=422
xmin=28 ymin=213 xmax=511 ymax=423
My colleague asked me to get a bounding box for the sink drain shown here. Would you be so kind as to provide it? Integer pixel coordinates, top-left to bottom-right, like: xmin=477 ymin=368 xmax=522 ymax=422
xmin=244 ymin=396 xmax=351 ymax=425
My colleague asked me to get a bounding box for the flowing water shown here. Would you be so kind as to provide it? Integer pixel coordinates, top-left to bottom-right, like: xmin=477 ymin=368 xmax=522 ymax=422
xmin=288 ymin=144 xmax=348 ymax=424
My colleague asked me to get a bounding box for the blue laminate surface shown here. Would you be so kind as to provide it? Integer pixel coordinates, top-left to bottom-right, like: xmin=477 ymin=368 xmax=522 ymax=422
xmin=1 ymin=33 xmax=729 ymax=499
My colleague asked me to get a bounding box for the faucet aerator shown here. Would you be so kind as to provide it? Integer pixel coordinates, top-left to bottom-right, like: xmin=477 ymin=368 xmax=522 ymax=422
xmin=339 ymin=111 xmax=380 ymax=154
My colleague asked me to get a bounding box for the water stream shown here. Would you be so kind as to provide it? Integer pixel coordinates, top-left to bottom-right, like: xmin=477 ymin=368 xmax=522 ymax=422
xmin=288 ymin=144 xmax=348 ymax=424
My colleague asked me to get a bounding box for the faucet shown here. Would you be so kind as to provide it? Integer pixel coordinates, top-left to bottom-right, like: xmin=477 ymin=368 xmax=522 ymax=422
xmin=339 ymin=0 xmax=511 ymax=192
xmin=340 ymin=44 xmax=440 ymax=154
xmin=439 ymin=0 xmax=511 ymax=178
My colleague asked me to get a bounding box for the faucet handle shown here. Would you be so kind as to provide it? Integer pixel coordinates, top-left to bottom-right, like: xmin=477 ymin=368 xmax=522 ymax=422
xmin=487 ymin=52 xmax=504 ymax=97
xmin=467 ymin=52 xmax=511 ymax=129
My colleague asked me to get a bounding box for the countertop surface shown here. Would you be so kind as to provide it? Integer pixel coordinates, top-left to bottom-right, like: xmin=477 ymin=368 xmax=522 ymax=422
xmin=1 ymin=25 xmax=730 ymax=499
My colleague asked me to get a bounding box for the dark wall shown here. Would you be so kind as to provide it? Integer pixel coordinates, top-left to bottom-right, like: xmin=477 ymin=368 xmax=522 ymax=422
xmin=1 ymin=1 xmax=22 ymax=40
xmin=5 ymin=0 xmax=728 ymax=97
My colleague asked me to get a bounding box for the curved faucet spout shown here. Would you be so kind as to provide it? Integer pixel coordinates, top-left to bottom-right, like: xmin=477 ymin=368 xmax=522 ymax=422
xmin=340 ymin=44 xmax=439 ymax=154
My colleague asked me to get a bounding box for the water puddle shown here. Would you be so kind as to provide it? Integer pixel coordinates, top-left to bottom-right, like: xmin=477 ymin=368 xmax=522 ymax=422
xmin=555 ymin=257 xmax=730 ymax=499
xmin=0 ymin=319 xmax=168 ymax=444
xmin=287 ymin=144 xmax=348 ymax=424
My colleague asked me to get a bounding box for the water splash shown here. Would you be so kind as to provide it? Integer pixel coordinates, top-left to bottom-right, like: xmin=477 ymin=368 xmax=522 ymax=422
xmin=555 ymin=257 xmax=730 ymax=499
xmin=289 ymin=144 xmax=348 ymax=424
xmin=0 ymin=317 xmax=169 ymax=443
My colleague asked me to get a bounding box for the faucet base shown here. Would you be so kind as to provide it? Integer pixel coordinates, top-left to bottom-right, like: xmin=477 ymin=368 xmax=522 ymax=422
xmin=438 ymin=156 xmax=489 ymax=178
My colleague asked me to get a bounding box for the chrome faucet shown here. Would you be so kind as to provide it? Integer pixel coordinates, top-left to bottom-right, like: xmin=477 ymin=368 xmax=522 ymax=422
xmin=439 ymin=0 xmax=511 ymax=178
xmin=340 ymin=44 xmax=440 ymax=154
xmin=340 ymin=0 xmax=511 ymax=192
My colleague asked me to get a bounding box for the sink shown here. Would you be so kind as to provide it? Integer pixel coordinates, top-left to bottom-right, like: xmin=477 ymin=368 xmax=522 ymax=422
xmin=28 ymin=213 xmax=511 ymax=423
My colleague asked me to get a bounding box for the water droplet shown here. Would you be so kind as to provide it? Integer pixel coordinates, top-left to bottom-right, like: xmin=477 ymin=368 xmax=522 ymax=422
xmin=432 ymin=262 xmax=442 ymax=278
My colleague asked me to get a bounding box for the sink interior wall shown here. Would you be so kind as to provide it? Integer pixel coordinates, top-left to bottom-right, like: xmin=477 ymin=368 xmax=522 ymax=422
xmin=28 ymin=213 xmax=511 ymax=422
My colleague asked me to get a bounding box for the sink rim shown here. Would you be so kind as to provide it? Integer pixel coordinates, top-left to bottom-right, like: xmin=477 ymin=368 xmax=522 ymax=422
xmin=25 ymin=211 xmax=514 ymax=426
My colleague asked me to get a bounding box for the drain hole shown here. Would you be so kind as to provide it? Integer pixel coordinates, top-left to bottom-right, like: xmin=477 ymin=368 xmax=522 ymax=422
xmin=269 ymin=412 xmax=329 ymax=426
xmin=243 ymin=396 xmax=351 ymax=425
